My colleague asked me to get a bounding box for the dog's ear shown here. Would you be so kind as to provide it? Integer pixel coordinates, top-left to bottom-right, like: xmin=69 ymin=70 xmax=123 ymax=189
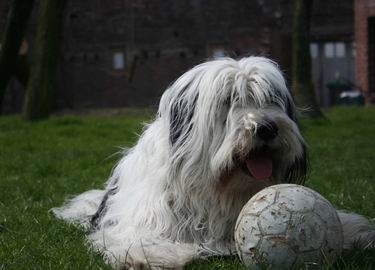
xmin=286 ymin=98 xmax=296 ymax=121
xmin=284 ymin=144 xmax=308 ymax=185
xmin=285 ymin=94 xmax=299 ymax=122
xmin=169 ymin=93 xmax=198 ymax=146
xmin=283 ymin=94 xmax=308 ymax=184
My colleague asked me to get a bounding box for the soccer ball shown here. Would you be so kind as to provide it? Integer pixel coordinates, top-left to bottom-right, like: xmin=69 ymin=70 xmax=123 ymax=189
xmin=234 ymin=184 xmax=343 ymax=270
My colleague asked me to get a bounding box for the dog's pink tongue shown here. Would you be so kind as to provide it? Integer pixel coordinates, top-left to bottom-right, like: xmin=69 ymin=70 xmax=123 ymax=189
xmin=246 ymin=154 xmax=273 ymax=180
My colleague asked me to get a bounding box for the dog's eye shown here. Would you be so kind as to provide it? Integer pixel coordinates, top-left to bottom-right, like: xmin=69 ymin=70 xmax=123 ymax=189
xmin=269 ymin=95 xmax=285 ymax=109
xmin=221 ymin=98 xmax=232 ymax=126
xmin=224 ymin=97 xmax=231 ymax=107
xmin=271 ymin=100 xmax=281 ymax=107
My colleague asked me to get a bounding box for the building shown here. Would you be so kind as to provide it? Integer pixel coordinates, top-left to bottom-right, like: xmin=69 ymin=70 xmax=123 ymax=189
xmin=355 ymin=0 xmax=375 ymax=104
xmin=0 ymin=0 xmax=356 ymax=113
xmin=310 ymin=1 xmax=355 ymax=107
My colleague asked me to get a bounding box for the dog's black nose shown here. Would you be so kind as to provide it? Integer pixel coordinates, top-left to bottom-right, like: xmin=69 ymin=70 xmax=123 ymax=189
xmin=256 ymin=121 xmax=278 ymax=141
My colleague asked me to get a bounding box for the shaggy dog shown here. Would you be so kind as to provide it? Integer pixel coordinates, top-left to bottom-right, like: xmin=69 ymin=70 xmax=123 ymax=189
xmin=53 ymin=57 xmax=375 ymax=269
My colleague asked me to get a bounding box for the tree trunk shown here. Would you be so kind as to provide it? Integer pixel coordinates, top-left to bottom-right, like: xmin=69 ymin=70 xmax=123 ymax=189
xmin=292 ymin=0 xmax=323 ymax=117
xmin=23 ymin=0 xmax=65 ymax=121
xmin=0 ymin=0 xmax=34 ymax=113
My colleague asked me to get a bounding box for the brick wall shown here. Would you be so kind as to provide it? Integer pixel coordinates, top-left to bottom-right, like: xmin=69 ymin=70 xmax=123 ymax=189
xmin=0 ymin=0 xmax=355 ymax=112
xmin=354 ymin=0 xmax=375 ymax=104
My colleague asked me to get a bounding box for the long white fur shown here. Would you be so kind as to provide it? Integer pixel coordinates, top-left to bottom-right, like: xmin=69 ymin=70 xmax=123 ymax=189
xmin=52 ymin=57 xmax=375 ymax=269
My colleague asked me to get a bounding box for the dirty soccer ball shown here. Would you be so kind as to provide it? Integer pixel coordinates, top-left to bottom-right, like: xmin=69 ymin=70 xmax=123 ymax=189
xmin=234 ymin=184 xmax=343 ymax=269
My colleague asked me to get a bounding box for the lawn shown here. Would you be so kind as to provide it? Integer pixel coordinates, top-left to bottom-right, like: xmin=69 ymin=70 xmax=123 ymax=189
xmin=0 ymin=107 xmax=374 ymax=269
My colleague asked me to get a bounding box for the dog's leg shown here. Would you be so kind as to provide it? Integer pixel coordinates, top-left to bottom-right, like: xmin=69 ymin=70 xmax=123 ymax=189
xmin=338 ymin=211 xmax=375 ymax=250
xmin=51 ymin=189 xmax=106 ymax=228
xmin=124 ymin=240 xmax=198 ymax=270
xmin=113 ymin=240 xmax=235 ymax=269
xmin=89 ymin=234 xmax=199 ymax=270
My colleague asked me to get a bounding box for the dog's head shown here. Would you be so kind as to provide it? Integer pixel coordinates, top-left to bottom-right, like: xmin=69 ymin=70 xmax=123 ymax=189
xmin=159 ymin=57 xmax=307 ymax=188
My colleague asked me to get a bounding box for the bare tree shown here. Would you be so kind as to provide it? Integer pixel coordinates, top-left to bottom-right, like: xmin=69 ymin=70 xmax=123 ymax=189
xmin=0 ymin=0 xmax=34 ymax=114
xmin=23 ymin=0 xmax=65 ymax=121
xmin=292 ymin=0 xmax=322 ymax=117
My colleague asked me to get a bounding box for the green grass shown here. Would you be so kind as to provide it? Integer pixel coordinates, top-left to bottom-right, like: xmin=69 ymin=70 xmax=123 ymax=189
xmin=0 ymin=107 xmax=374 ymax=269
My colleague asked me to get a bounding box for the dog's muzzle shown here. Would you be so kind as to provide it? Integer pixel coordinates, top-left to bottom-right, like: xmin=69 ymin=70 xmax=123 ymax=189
xmin=245 ymin=147 xmax=274 ymax=181
xmin=239 ymin=119 xmax=279 ymax=181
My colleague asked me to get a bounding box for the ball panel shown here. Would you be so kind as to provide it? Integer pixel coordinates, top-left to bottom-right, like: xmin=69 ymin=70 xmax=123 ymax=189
xmin=242 ymin=187 xmax=277 ymax=215
xmin=321 ymin=222 xmax=344 ymax=263
xmin=314 ymin=199 xmax=342 ymax=226
xmin=275 ymin=186 xmax=316 ymax=212
xmin=312 ymin=196 xmax=344 ymax=260
xmin=295 ymin=249 xmax=323 ymax=269
xmin=235 ymin=214 xmax=262 ymax=254
xmin=256 ymin=236 xmax=297 ymax=270
xmin=258 ymin=204 xmax=291 ymax=235
xmin=287 ymin=212 xmax=326 ymax=252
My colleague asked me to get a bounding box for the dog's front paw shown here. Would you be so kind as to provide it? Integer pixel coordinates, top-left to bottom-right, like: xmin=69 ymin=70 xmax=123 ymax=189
xmin=121 ymin=252 xmax=184 ymax=270
xmin=123 ymin=261 xmax=183 ymax=270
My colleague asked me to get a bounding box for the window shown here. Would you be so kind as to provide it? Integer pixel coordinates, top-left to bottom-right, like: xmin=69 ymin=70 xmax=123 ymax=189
xmin=212 ymin=48 xmax=226 ymax=58
xmin=324 ymin=42 xmax=348 ymax=59
xmin=324 ymin=43 xmax=335 ymax=58
xmin=310 ymin=43 xmax=318 ymax=59
xmin=335 ymin=42 xmax=346 ymax=58
xmin=113 ymin=51 xmax=125 ymax=70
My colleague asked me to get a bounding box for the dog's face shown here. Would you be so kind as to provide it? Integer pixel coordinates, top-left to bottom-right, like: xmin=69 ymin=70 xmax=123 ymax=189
xmin=160 ymin=57 xmax=307 ymax=191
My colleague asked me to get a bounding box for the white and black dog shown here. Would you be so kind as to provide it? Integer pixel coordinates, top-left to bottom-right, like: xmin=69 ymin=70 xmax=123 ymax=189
xmin=53 ymin=56 xmax=375 ymax=269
